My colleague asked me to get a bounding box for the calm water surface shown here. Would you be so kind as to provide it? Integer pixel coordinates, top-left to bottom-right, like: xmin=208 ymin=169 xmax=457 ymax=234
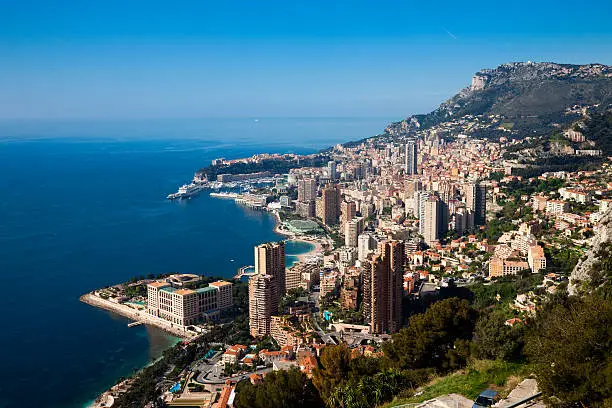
xmin=0 ymin=117 xmax=391 ymax=408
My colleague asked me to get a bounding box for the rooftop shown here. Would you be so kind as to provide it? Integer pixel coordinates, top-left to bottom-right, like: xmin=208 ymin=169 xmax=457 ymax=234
xmin=209 ymin=280 xmax=232 ymax=287
xmin=148 ymin=281 xmax=170 ymax=288
xmin=196 ymin=286 xmax=217 ymax=294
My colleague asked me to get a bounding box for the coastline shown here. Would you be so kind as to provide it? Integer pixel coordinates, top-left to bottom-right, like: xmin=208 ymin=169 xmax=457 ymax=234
xmin=272 ymin=210 xmax=324 ymax=263
xmin=80 ymin=293 xmax=191 ymax=339
xmin=84 ymin=208 xmax=324 ymax=406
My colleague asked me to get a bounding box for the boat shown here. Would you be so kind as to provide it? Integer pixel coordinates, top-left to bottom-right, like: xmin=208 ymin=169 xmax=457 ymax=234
xmin=210 ymin=191 xmax=239 ymax=199
xmin=167 ymin=183 xmax=205 ymax=200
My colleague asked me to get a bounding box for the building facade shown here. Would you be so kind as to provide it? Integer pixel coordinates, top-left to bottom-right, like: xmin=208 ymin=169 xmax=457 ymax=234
xmin=255 ymin=241 xmax=286 ymax=296
xmin=249 ymin=274 xmax=276 ymax=337
xmin=405 ymin=140 xmax=417 ymax=175
xmin=147 ymin=280 xmax=232 ymax=328
xmin=362 ymin=240 xmax=405 ymax=334
xmin=466 ymin=181 xmax=487 ymax=225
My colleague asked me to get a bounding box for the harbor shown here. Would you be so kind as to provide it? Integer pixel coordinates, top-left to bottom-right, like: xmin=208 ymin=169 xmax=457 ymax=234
xmin=167 ymin=172 xmax=281 ymax=201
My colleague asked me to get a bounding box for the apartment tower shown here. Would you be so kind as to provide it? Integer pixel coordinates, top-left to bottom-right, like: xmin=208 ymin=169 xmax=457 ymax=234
xmin=362 ymin=240 xmax=406 ymax=334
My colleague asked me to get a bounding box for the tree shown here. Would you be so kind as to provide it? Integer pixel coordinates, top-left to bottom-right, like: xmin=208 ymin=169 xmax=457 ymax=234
xmin=472 ymin=310 xmax=525 ymax=361
xmin=312 ymin=344 xmax=352 ymax=402
xmin=383 ymin=298 xmax=476 ymax=372
xmin=234 ymin=368 xmax=323 ymax=408
xmin=525 ymin=294 xmax=612 ymax=407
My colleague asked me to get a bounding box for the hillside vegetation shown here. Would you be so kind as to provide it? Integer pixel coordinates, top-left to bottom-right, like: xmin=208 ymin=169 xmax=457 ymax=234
xmin=386 ymin=62 xmax=612 ymax=139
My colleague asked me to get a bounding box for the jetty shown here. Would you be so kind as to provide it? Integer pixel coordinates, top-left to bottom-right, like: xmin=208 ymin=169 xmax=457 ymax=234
xmin=234 ymin=265 xmax=256 ymax=279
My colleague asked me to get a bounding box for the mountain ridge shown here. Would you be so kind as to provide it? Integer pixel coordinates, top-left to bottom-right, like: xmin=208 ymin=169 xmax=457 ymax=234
xmin=384 ymin=61 xmax=612 ymax=139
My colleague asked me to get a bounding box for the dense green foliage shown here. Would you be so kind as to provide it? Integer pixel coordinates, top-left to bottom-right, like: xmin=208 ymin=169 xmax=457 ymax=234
xmin=468 ymin=272 xmax=543 ymax=309
xmin=310 ymin=344 xmax=430 ymax=408
xmin=235 ymin=368 xmax=323 ymax=408
xmin=585 ymin=111 xmax=612 ymax=156
xmin=513 ymin=155 xmax=604 ymax=179
xmin=472 ymin=310 xmax=525 ymax=361
xmin=383 ymin=298 xmax=476 ymax=371
xmin=525 ymin=293 xmax=612 ymax=407
xmin=329 ymin=368 xmax=425 ymax=408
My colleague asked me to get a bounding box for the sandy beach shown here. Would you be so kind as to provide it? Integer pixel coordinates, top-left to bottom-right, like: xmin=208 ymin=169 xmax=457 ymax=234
xmin=80 ymin=293 xmax=191 ymax=339
xmin=272 ymin=211 xmax=325 ymax=262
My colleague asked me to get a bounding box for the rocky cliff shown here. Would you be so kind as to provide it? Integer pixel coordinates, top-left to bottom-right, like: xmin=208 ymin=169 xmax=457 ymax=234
xmin=569 ymin=208 xmax=612 ymax=294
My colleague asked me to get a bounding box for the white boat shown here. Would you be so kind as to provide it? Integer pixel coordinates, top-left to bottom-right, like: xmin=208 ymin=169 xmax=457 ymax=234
xmin=210 ymin=191 xmax=239 ymax=199
xmin=167 ymin=183 xmax=204 ymax=200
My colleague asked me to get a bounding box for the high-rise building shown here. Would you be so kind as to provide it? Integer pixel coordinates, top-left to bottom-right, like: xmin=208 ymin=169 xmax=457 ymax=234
xmin=327 ymin=161 xmax=337 ymax=180
xmin=297 ymin=178 xmax=317 ymax=203
xmin=344 ymin=217 xmax=364 ymax=247
xmin=362 ymin=240 xmax=405 ymax=334
xmin=254 ymin=241 xmax=286 ymax=296
xmin=296 ymin=200 xmax=315 ymax=218
xmin=340 ymin=200 xmax=357 ymax=228
xmin=454 ymin=206 xmax=474 ymax=235
xmin=358 ymin=233 xmax=375 ymax=261
xmin=466 ymin=182 xmax=487 ymax=226
xmin=321 ymin=184 xmax=341 ymax=226
xmin=423 ymin=195 xmax=442 ymax=245
xmin=405 ymin=141 xmax=417 ymax=175
xmin=249 ymin=274 xmax=276 ymax=337
xmin=416 ymin=191 xmax=431 ymax=235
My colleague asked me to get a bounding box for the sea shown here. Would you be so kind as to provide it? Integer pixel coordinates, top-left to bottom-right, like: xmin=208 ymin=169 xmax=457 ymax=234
xmin=0 ymin=117 xmax=393 ymax=408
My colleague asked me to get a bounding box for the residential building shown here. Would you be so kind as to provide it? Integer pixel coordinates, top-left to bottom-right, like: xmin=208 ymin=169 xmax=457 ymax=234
xmin=248 ymin=274 xmax=276 ymax=337
xmin=466 ymin=181 xmax=487 ymax=225
xmin=546 ymin=199 xmax=569 ymax=214
xmin=320 ymin=184 xmax=341 ymax=226
xmin=489 ymin=257 xmax=530 ymax=277
xmin=528 ymin=245 xmax=547 ymax=274
xmin=255 ymin=241 xmax=286 ymax=296
xmin=296 ymin=200 xmax=315 ymax=218
xmin=405 ymin=140 xmax=418 ymax=175
xmin=344 ymin=217 xmax=364 ymax=247
xmin=358 ymin=233 xmax=375 ymax=261
xmin=362 ymin=240 xmax=405 ymax=334
xmin=209 ymin=280 xmax=233 ymax=310
xmin=340 ymin=200 xmax=357 ymax=228
xmin=423 ymin=195 xmax=443 ymax=245
xmin=297 ymin=178 xmax=317 ymax=203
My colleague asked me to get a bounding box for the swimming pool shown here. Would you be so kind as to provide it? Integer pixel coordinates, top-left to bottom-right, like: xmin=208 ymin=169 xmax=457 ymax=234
xmin=170 ymin=382 xmax=181 ymax=393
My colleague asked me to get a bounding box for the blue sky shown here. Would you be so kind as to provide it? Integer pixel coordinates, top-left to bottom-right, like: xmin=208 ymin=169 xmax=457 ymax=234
xmin=1 ymin=0 xmax=611 ymax=119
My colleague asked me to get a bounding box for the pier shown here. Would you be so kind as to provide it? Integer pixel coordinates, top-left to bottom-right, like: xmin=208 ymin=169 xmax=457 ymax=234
xmin=127 ymin=321 xmax=144 ymax=328
xmin=234 ymin=265 xmax=256 ymax=280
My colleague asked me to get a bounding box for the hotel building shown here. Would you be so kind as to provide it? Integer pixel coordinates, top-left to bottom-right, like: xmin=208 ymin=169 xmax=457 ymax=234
xmin=147 ymin=280 xmax=232 ymax=328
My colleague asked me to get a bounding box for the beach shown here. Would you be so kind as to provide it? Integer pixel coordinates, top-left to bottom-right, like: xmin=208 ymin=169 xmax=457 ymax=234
xmin=272 ymin=210 xmax=326 ymax=262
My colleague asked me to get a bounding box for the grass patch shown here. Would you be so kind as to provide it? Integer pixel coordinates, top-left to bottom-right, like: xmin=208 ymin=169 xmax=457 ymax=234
xmin=383 ymin=360 xmax=531 ymax=407
xmin=500 ymin=122 xmax=515 ymax=130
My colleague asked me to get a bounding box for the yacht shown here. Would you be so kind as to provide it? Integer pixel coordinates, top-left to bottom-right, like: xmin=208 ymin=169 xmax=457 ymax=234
xmin=167 ymin=183 xmax=203 ymax=200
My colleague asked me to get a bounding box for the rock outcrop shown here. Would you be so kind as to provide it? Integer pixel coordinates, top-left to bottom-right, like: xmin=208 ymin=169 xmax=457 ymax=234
xmin=569 ymin=208 xmax=612 ymax=294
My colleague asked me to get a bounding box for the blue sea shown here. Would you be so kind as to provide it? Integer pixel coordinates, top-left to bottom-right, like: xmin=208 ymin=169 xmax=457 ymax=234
xmin=0 ymin=117 xmax=392 ymax=408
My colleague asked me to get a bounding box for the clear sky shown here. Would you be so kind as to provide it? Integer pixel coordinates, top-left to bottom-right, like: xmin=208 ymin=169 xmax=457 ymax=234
xmin=1 ymin=0 xmax=611 ymax=119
